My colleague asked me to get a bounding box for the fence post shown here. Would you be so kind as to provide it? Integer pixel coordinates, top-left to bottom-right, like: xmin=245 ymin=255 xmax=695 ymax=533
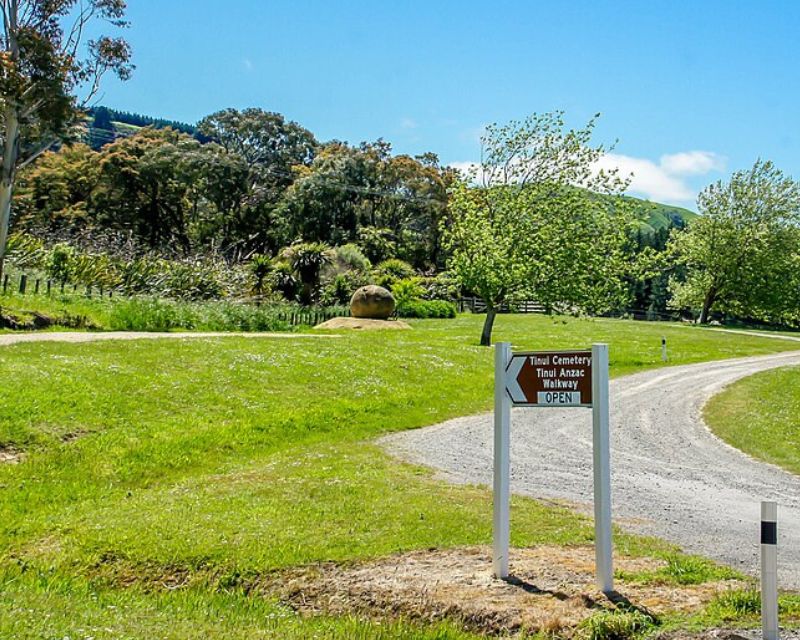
xmin=18 ymin=274 xmax=26 ymax=294
xmin=2 ymin=274 xmax=7 ymax=294
xmin=47 ymin=280 xmax=52 ymax=295
xmin=34 ymin=279 xmax=40 ymax=294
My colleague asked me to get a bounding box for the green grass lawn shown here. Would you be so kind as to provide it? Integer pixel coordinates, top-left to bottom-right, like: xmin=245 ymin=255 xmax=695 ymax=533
xmin=1 ymin=313 xmax=799 ymax=637
xmin=705 ymin=365 xmax=800 ymax=475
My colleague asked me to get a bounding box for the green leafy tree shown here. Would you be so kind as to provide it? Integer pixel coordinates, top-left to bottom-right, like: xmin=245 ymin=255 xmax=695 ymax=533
xmin=443 ymin=112 xmax=635 ymax=346
xmin=0 ymin=0 xmax=133 ymax=277
xmin=669 ymin=160 xmax=800 ymax=324
xmin=280 ymin=141 xmax=449 ymax=268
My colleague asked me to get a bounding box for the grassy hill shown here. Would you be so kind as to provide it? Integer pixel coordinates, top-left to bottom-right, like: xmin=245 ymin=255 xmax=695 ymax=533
xmin=624 ymin=195 xmax=698 ymax=235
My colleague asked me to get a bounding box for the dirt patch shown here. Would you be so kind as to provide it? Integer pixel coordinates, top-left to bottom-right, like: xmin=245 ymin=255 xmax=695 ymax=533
xmin=0 ymin=446 xmax=23 ymax=464
xmin=314 ymin=317 xmax=411 ymax=330
xmin=271 ymin=546 xmax=743 ymax=636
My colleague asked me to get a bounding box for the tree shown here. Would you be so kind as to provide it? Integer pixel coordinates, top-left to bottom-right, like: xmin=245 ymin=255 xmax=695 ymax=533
xmin=669 ymin=160 xmax=800 ymax=324
xmin=0 ymin=0 xmax=133 ymax=276
xmin=92 ymin=106 xmax=113 ymax=131
xmin=443 ymin=112 xmax=635 ymax=346
xmin=281 ymin=241 xmax=334 ymax=305
xmin=197 ymin=108 xmax=318 ymax=253
xmin=280 ymin=141 xmax=450 ymax=268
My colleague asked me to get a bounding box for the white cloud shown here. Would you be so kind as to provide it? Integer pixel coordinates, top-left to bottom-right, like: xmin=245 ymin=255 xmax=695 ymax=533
xmin=450 ymin=150 xmax=725 ymax=205
xmin=595 ymin=151 xmax=726 ymax=204
xmin=400 ymin=117 xmax=418 ymax=130
xmin=659 ymin=151 xmax=726 ymax=176
xmin=448 ymin=161 xmax=485 ymax=184
xmin=243 ymin=58 xmax=254 ymax=71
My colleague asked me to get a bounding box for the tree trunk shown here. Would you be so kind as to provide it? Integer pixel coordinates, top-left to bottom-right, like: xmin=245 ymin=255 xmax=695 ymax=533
xmin=699 ymin=286 xmax=717 ymax=324
xmin=480 ymin=306 xmax=497 ymax=346
xmin=0 ymin=108 xmax=21 ymax=282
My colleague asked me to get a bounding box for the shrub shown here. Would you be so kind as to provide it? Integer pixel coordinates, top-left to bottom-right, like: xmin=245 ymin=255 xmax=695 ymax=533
xmin=391 ymin=277 xmax=426 ymax=307
xmin=158 ymin=259 xmax=226 ymax=300
xmin=577 ymin=609 xmax=655 ymax=640
xmin=396 ymin=299 xmax=457 ymax=319
xmin=320 ymin=271 xmax=369 ymax=306
xmin=6 ymin=233 xmax=46 ymax=270
xmin=333 ymin=243 xmax=371 ymax=273
xmin=249 ymin=254 xmax=273 ymax=296
xmin=706 ymin=589 xmax=761 ymax=620
xmin=45 ymin=243 xmax=76 ymax=283
xmin=372 ymin=259 xmax=415 ymax=289
xmin=357 ymin=226 xmax=396 ymax=264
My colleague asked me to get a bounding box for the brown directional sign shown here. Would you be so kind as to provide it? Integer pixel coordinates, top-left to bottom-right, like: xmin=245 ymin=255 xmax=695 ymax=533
xmin=505 ymin=350 xmax=593 ymax=407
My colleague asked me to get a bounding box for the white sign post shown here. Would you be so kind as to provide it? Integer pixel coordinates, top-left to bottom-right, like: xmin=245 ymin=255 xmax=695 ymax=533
xmin=493 ymin=341 xmax=613 ymax=593
xmin=591 ymin=343 xmax=613 ymax=592
xmin=493 ymin=342 xmax=512 ymax=578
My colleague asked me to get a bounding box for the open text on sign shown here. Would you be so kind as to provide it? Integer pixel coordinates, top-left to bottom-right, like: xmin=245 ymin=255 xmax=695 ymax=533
xmin=505 ymin=350 xmax=593 ymax=407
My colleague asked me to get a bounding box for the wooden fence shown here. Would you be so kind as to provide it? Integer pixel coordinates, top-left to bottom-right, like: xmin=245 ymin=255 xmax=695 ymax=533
xmin=457 ymin=297 xmax=546 ymax=314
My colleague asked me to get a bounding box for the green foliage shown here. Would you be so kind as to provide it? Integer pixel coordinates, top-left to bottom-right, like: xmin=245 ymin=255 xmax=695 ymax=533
xmin=319 ymin=271 xmax=368 ymax=306
xmin=577 ymin=609 xmax=655 ymax=640
xmin=282 ymin=241 xmax=335 ymax=304
xmin=396 ymin=299 xmax=457 ymax=318
xmin=705 ymin=589 xmax=761 ymax=620
xmin=45 ymin=243 xmax=76 ymax=283
xmin=107 ymin=298 xmax=295 ymax=332
xmin=5 ymin=233 xmax=46 ymax=270
xmin=391 ymin=277 xmax=426 ymax=306
xmin=0 ymin=0 xmax=133 ymax=261
xmin=668 ymin=160 xmax=800 ymax=324
xmin=333 ymin=243 xmax=371 ymax=273
xmin=270 ymin=260 xmax=300 ymax=301
xmin=444 ymin=112 xmax=636 ymax=344
xmin=248 ymin=253 xmax=273 ymax=296
xmin=617 ymin=554 xmax=739 ymax=586
xmin=372 ymin=258 xmax=416 ymax=289
xmin=421 ymin=271 xmax=461 ymax=302
xmin=358 ymin=226 xmax=398 ymax=264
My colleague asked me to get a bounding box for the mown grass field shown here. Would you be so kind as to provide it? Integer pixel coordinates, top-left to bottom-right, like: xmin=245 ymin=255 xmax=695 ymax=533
xmin=2 ymin=314 xmax=799 ymax=638
xmin=705 ymin=365 xmax=800 ymax=475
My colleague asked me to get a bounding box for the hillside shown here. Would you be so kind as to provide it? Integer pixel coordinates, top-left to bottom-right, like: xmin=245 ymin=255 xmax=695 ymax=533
xmin=626 ymin=197 xmax=698 ymax=234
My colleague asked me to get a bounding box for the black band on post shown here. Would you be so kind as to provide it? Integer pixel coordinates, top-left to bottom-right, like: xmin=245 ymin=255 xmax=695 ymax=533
xmin=762 ymin=521 xmax=777 ymax=545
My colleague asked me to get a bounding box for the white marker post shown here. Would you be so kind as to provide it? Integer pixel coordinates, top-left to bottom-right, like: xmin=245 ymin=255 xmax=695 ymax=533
xmin=493 ymin=342 xmax=512 ymax=579
xmin=592 ymin=343 xmax=613 ymax=593
xmin=761 ymin=501 xmax=778 ymax=640
xmin=661 ymin=337 xmax=668 ymax=362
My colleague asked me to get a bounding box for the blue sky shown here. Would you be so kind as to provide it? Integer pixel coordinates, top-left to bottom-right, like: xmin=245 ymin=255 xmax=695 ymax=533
xmin=97 ymin=1 xmax=800 ymax=209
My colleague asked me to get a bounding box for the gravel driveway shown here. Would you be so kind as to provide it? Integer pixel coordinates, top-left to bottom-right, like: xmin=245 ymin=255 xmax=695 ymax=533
xmin=382 ymin=351 xmax=800 ymax=587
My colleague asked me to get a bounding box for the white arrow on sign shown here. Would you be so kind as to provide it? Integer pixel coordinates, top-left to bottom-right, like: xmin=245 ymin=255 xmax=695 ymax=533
xmin=505 ymin=355 xmax=527 ymax=404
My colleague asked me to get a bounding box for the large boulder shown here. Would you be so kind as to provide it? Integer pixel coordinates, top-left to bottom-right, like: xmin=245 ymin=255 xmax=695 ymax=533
xmin=350 ymin=285 xmax=395 ymax=319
